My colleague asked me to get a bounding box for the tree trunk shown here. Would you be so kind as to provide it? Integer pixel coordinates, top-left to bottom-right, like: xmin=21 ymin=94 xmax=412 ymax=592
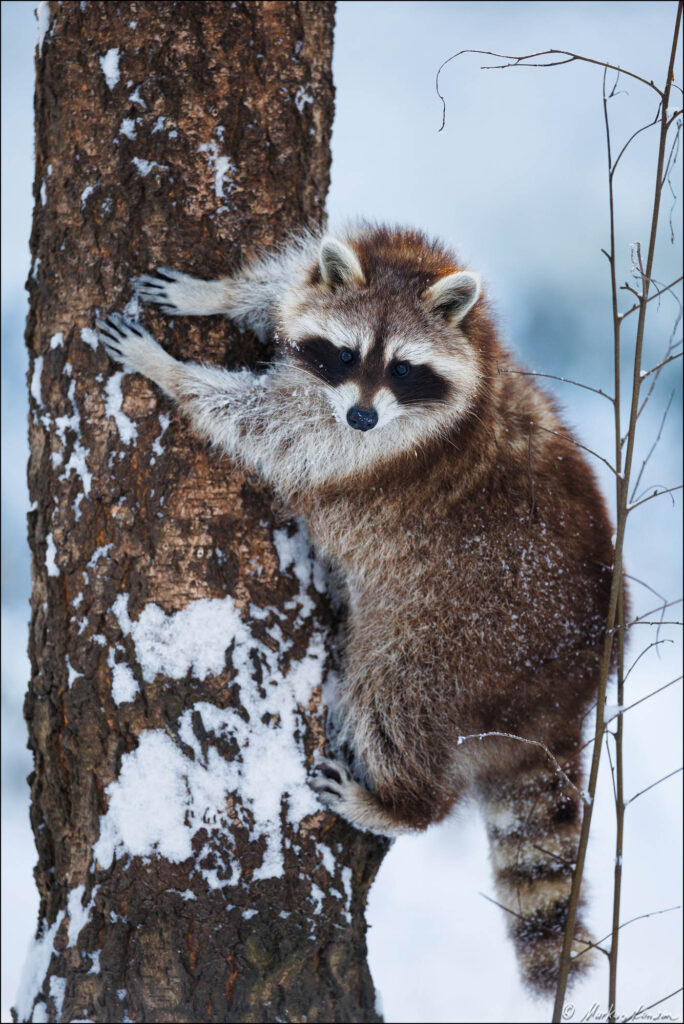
xmin=18 ymin=3 xmax=388 ymax=1021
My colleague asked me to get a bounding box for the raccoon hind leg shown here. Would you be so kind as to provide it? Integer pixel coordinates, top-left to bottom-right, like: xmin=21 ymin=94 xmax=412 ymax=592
xmin=311 ymin=759 xmax=417 ymax=838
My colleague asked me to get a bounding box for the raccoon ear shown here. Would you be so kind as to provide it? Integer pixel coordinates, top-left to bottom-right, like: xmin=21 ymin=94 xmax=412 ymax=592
xmin=424 ymin=271 xmax=481 ymax=324
xmin=319 ymin=237 xmax=366 ymax=289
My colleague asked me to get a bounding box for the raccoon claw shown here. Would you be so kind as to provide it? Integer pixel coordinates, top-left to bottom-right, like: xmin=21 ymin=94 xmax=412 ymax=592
xmin=95 ymin=313 xmax=165 ymax=377
xmin=310 ymin=758 xmax=353 ymax=809
xmin=133 ymin=267 xmax=193 ymax=314
xmin=96 ymin=313 xmax=138 ymax=362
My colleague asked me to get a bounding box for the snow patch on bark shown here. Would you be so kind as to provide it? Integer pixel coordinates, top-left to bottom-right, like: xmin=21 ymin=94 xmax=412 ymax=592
xmin=66 ymin=884 xmax=93 ymax=947
xmin=30 ymin=357 xmax=43 ymax=404
xmin=119 ymin=117 xmax=137 ymax=139
xmin=36 ymin=1 xmax=52 ymax=53
xmin=109 ymin=652 xmax=139 ymax=705
xmin=55 ymin=378 xmax=92 ymax=499
xmin=14 ymin=910 xmax=65 ymax=1023
xmin=273 ymin=520 xmax=328 ymax=613
xmin=80 ymin=327 xmax=99 ymax=350
xmin=99 ymin=48 xmax=120 ymax=90
xmin=128 ymin=85 xmax=146 ymax=108
xmin=104 ymin=372 xmax=138 ymax=444
xmin=152 ymin=412 xmax=171 ymax=456
xmin=98 ymin=588 xmax=326 ymax=883
xmin=198 ymin=134 xmax=235 ymax=200
xmin=45 ymin=533 xmax=58 ymax=577
xmin=48 ymin=976 xmax=65 ymax=1020
xmin=131 ymin=157 xmax=167 ymax=177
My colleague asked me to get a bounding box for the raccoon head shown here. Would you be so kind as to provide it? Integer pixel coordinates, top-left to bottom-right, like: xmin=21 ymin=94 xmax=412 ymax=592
xmin=279 ymin=232 xmax=483 ymax=442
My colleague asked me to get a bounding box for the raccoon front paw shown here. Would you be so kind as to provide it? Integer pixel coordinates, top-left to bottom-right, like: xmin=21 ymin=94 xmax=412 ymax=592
xmin=310 ymin=758 xmax=356 ymax=812
xmin=133 ymin=267 xmax=218 ymax=316
xmin=96 ymin=313 xmax=172 ymax=382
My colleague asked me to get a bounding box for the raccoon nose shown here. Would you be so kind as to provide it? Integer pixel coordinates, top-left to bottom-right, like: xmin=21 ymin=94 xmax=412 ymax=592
xmin=346 ymin=405 xmax=378 ymax=431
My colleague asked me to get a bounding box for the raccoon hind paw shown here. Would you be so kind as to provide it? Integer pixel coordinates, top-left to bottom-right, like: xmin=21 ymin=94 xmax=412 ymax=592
xmin=311 ymin=758 xmax=353 ymax=801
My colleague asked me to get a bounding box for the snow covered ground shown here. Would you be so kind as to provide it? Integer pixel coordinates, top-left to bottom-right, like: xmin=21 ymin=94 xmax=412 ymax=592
xmin=2 ymin=2 xmax=681 ymax=1021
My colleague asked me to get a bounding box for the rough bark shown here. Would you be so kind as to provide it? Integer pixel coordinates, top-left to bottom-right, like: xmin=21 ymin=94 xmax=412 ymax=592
xmin=19 ymin=3 xmax=388 ymax=1021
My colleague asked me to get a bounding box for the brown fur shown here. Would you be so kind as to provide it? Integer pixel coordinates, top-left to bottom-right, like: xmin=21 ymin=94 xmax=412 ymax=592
xmin=294 ymin=227 xmax=616 ymax=991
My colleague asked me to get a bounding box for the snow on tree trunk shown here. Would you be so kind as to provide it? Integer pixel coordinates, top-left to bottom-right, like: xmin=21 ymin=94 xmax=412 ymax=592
xmin=18 ymin=3 xmax=388 ymax=1021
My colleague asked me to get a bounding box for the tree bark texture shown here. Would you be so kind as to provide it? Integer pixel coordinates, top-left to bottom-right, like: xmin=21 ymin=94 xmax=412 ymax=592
xmin=19 ymin=3 xmax=388 ymax=1021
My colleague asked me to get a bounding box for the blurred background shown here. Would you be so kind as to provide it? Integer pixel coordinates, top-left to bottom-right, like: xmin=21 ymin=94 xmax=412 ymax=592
xmin=2 ymin=2 xmax=682 ymax=1021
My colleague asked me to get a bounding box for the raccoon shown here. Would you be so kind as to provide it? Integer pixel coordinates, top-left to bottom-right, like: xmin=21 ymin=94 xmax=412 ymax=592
xmin=96 ymin=224 xmax=615 ymax=993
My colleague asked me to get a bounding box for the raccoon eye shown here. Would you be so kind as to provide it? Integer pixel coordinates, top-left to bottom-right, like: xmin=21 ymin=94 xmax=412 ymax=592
xmin=392 ymin=361 xmax=411 ymax=377
xmin=339 ymin=348 xmax=355 ymax=364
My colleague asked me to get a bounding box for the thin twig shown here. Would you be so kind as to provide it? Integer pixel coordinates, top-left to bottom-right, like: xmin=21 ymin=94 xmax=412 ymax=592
xmin=590 ymin=906 xmax=682 ymax=962
xmin=456 ymin=731 xmax=587 ymax=803
xmin=640 ymin=349 xmax=683 ymax=378
xmin=605 ymin=733 xmax=618 ymax=803
xmin=623 ymin=986 xmax=684 ymax=1023
xmin=622 ymin=569 xmax=668 ymax=605
xmin=534 ymin=424 xmax=617 ymax=476
xmin=628 ymin=483 xmax=682 ymax=511
xmin=623 ymin=639 xmax=674 ymax=681
xmin=478 ymin=890 xmax=599 ymax=951
xmin=529 ymin=842 xmax=576 ymax=868
xmin=583 ymin=663 xmax=678 ymax=724
xmin=618 ymin=675 xmax=682 ymax=717
xmin=620 ymin=274 xmax=683 ymax=318
xmin=663 ymin=118 xmax=682 ymax=242
xmin=435 ymin=48 xmax=663 ymax=132
xmin=628 ymin=597 xmax=683 ymax=625
xmin=494 ymin=365 xmax=613 ymax=401
xmin=636 ymin=296 xmax=682 ymax=420
xmin=629 ymin=389 xmax=675 ymax=501
xmin=626 ymin=766 xmax=682 ymax=805
xmin=611 ymin=105 xmax=662 ymax=177
xmin=609 ymin=584 xmax=626 ymax=1019
xmin=624 ymin=619 xmax=683 ymax=627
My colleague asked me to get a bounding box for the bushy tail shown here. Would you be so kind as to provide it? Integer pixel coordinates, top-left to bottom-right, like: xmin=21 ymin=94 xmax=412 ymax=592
xmin=479 ymin=764 xmax=594 ymax=994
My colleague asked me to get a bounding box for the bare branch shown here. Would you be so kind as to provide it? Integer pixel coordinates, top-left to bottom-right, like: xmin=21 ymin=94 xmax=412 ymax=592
xmin=456 ymin=731 xmax=587 ymax=804
xmin=529 ymin=842 xmax=576 ymax=869
xmin=629 ymin=389 xmax=676 ymax=501
xmin=640 ymin=349 xmax=683 ymax=378
xmin=661 ymin=111 xmax=681 ymax=186
xmin=628 ymin=483 xmax=683 ymax=511
xmin=478 ymin=891 xmax=602 ymax=954
xmin=664 ymin=117 xmax=682 ymax=243
xmin=624 ymin=638 xmax=674 ymax=681
xmin=494 ymin=365 xmax=614 ymax=401
xmin=637 ymin=291 xmax=683 ymax=420
xmin=626 ymin=766 xmax=682 ymax=805
xmin=605 ymin=734 xmax=618 ymax=803
xmin=534 ymin=424 xmax=617 ymax=476
xmin=624 ymin=620 xmax=683 ymax=627
xmin=619 ymin=675 xmax=682 ymax=716
xmin=588 ymin=906 xmax=682 ymax=965
xmin=611 ymin=105 xmax=662 ymax=177
xmin=622 ymin=570 xmax=668 ymax=604
xmin=628 ymin=597 xmax=683 ymax=624
xmin=620 ymin=274 xmax=684 ymax=318
xmin=624 ymin=987 xmax=684 ymax=1023
xmin=435 ymin=48 xmax=663 ymax=132
xmin=583 ymin=659 xmax=678 ymax=726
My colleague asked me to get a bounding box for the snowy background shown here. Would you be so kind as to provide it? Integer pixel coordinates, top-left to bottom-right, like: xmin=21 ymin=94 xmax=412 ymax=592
xmin=2 ymin=1 xmax=682 ymax=1021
